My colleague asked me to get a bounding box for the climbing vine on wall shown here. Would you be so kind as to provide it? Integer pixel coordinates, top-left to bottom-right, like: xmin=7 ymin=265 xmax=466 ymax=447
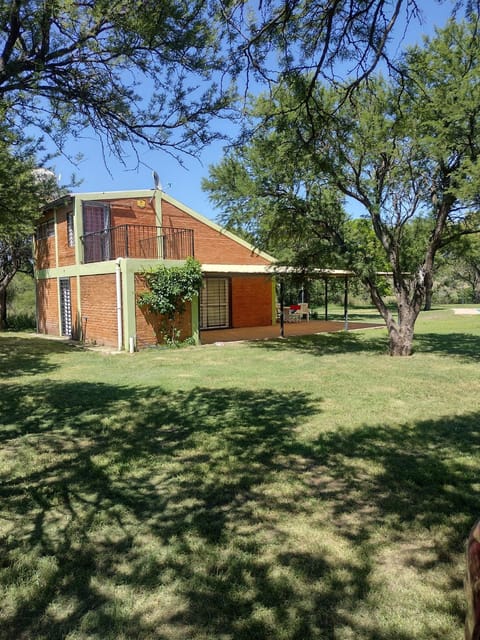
xmin=137 ymin=257 xmax=203 ymax=345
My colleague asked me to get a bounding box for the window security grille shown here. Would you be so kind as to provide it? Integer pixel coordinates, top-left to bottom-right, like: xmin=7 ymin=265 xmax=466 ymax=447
xmin=67 ymin=212 xmax=75 ymax=247
xmin=60 ymin=278 xmax=72 ymax=337
xmin=200 ymin=278 xmax=229 ymax=329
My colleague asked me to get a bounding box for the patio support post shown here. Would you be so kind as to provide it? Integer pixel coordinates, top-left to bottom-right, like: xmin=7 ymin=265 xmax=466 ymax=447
xmin=344 ymin=277 xmax=349 ymax=331
xmin=280 ymin=279 xmax=285 ymax=338
xmin=115 ymin=258 xmax=123 ymax=351
xmin=324 ymin=279 xmax=328 ymax=321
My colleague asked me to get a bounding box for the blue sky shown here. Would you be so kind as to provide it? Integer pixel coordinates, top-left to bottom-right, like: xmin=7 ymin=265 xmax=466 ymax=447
xmin=48 ymin=0 xmax=457 ymax=222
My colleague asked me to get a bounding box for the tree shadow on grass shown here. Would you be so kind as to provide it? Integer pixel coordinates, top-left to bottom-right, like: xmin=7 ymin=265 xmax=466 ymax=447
xmin=0 ymin=379 xmax=477 ymax=639
xmin=295 ymin=412 xmax=480 ymax=549
xmin=253 ymin=326 xmax=480 ymax=362
xmin=413 ymin=332 xmax=480 ymax=362
xmin=0 ymin=334 xmax=78 ymax=378
xmin=253 ymin=329 xmax=390 ymax=357
xmin=0 ymin=380 xmax=321 ymax=639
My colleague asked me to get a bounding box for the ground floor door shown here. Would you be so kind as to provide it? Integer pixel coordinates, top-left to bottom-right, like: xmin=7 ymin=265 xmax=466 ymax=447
xmin=200 ymin=277 xmax=230 ymax=329
xmin=59 ymin=278 xmax=72 ymax=337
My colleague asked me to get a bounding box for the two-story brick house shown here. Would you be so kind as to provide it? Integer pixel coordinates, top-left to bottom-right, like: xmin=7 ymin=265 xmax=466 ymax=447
xmin=34 ymin=189 xmax=276 ymax=349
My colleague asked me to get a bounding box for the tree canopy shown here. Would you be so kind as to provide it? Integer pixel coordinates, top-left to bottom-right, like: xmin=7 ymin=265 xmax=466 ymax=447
xmin=0 ymin=0 xmax=460 ymax=165
xmin=204 ymin=16 xmax=480 ymax=355
xmin=0 ymin=123 xmax=60 ymax=328
xmin=0 ymin=0 xmax=239 ymax=160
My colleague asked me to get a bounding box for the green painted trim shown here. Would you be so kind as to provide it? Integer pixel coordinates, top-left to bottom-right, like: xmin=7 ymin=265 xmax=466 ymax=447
xmin=161 ymin=192 xmax=277 ymax=263
xmin=76 ymin=274 xmax=82 ymax=340
xmin=35 ymin=258 xmax=190 ymax=281
xmin=272 ymin=279 xmax=277 ymax=325
xmin=191 ymin=294 xmax=200 ymax=344
xmin=128 ymin=258 xmax=187 ymax=272
xmin=74 ymin=198 xmax=83 ymax=265
xmin=74 ymin=189 xmax=155 ymax=201
xmin=154 ymin=190 xmax=162 ymax=226
xmin=36 ymin=262 xmax=116 ymax=279
xmin=122 ymin=261 xmax=137 ymax=351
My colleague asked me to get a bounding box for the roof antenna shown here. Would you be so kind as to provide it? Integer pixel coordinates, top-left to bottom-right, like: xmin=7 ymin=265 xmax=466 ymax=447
xmin=151 ymin=170 xmax=162 ymax=204
xmin=152 ymin=170 xmax=161 ymax=191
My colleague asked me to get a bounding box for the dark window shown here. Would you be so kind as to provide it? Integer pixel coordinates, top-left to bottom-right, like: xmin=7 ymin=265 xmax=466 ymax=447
xmin=36 ymin=218 xmax=55 ymax=240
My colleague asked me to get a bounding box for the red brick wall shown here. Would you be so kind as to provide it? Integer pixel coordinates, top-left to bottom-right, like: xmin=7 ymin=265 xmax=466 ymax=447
xmin=36 ymin=278 xmax=59 ymax=334
xmin=231 ymin=275 xmax=273 ymax=327
xmin=80 ymin=274 xmax=118 ymax=346
xmin=35 ymin=207 xmax=75 ymax=269
xmin=135 ymin=274 xmax=193 ymax=347
xmin=161 ymin=201 xmax=271 ymax=265
xmin=35 ymin=209 xmax=56 ymax=270
xmin=35 ymin=239 xmax=54 ymax=270
xmin=108 ymin=198 xmax=157 ymax=227
xmin=57 ymin=207 xmax=76 ymax=267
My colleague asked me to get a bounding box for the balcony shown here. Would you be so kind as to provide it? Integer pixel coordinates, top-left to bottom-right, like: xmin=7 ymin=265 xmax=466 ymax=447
xmin=81 ymin=225 xmax=194 ymax=264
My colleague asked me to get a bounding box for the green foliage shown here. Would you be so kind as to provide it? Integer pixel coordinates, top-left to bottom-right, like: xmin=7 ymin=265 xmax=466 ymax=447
xmin=137 ymin=257 xmax=203 ymax=345
xmin=437 ymin=234 xmax=480 ymax=302
xmin=203 ymin=84 xmax=348 ymax=270
xmin=138 ymin=258 xmax=203 ymax=318
xmin=0 ymin=1 xmax=236 ymax=159
xmin=221 ymin=0 xmax=452 ymax=94
xmin=6 ymin=273 xmax=36 ymax=330
xmin=204 ymin=16 xmax=480 ymax=355
xmin=0 ymin=133 xmax=58 ymax=237
xmin=0 ymin=1 xmax=473 ymax=168
xmin=0 ymin=123 xmax=60 ymax=329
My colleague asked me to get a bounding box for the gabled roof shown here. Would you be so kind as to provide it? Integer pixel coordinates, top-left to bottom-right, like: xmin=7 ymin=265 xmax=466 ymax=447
xmin=161 ymin=192 xmax=276 ymax=264
xmin=45 ymin=188 xmax=277 ymax=264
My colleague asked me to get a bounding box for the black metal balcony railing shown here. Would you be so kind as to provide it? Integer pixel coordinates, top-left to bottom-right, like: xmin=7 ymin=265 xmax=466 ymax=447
xmin=81 ymin=225 xmax=194 ymax=264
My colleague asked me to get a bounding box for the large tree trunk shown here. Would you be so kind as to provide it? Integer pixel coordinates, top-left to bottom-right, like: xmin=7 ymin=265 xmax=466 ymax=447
xmin=423 ymin=272 xmax=433 ymax=311
xmin=472 ymin=267 xmax=480 ymax=304
xmin=0 ymin=270 xmax=18 ymax=331
xmin=366 ymin=278 xmax=422 ymax=356
xmin=0 ymin=284 xmax=7 ymax=330
xmin=385 ymin=315 xmax=415 ymax=356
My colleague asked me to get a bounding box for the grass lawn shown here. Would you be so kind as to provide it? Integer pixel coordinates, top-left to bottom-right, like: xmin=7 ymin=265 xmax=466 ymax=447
xmin=1 ymin=306 xmax=479 ymax=639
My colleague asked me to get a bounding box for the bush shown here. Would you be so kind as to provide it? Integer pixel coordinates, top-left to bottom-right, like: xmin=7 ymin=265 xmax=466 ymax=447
xmin=7 ymin=312 xmax=35 ymax=331
xmin=5 ymin=273 xmax=35 ymax=330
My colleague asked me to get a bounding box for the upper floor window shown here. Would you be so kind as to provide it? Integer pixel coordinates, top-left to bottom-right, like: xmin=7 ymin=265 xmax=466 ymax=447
xmin=67 ymin=212 xmax=75 ymax=246
xmin=36 ymin=218 xmax=55 ymax=240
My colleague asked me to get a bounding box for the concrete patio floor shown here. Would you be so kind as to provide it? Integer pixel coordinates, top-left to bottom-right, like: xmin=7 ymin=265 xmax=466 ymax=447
xmin=200 ymin=319 xmax=384 ymax=344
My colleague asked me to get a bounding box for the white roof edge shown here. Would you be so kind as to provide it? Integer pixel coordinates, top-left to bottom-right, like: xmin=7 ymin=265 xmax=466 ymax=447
xmin=161 ymin=192 xmax=276 ymax=263
xmin=202 ymin=264 xmax=274 ymax=274
xmin=271 ymin=267 xmax=355 ymax=277
xmin=201 ymin=265 xmax=355 ymax=277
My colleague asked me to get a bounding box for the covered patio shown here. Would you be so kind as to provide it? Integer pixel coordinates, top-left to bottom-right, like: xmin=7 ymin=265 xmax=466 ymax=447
xmin=198 ymin=265 xmax=385 ymax=345
xmin=200 ymin=318 xmax=384 ymax=344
